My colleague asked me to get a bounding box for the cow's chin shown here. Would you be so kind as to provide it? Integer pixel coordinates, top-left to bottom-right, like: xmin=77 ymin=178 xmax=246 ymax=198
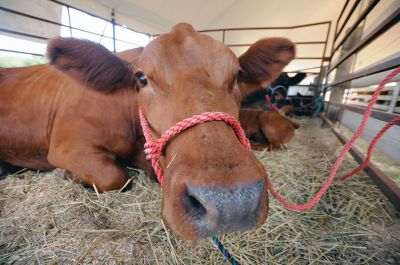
xmin=160 ymin=164 xmax=269 ymax=240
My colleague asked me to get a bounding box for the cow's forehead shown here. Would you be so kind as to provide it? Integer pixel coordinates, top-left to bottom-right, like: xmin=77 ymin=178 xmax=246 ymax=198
xmin=139 ymin=24 xmax=239 ymax=78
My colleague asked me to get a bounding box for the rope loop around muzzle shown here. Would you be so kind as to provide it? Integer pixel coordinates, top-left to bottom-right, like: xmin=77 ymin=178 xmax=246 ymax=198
xmin=139 ymin=108 xmax=251 ymax=185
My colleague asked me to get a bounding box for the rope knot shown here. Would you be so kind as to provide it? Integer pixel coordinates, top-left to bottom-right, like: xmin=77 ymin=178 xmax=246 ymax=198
xmin=143 ymin=141 xmax=162 ymax=160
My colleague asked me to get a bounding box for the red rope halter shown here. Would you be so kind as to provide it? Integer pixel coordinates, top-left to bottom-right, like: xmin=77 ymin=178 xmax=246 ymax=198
xmin=139 ymin=109 xmax=251 ymax=185
xmin=265 ymin=95 xmax=280 ymax=111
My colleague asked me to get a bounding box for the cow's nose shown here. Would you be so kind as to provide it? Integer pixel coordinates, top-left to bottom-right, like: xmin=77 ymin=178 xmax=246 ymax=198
xmin=183 ymin=180 xmax=265 ymax=237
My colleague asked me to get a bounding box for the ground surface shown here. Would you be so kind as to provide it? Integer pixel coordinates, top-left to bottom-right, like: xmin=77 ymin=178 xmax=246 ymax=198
xmin=1 ymin=117 xmax=399 ymax=264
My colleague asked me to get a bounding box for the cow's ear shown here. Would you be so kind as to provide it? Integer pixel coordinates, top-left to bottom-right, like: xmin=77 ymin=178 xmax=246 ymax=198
xmin=237 ymin=38 xmax=295 ymax=99
xmin=47 ymin=38 xmax=136 ymax=93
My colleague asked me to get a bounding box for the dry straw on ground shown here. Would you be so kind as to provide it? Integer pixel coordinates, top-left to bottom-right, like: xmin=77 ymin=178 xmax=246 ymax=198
xmin=1 ymin=118 xmax=399 ymax=264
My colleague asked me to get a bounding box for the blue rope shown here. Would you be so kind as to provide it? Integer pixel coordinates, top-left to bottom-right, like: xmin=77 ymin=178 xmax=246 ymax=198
xmin=212 ymin=236 xmax=241 ymax=265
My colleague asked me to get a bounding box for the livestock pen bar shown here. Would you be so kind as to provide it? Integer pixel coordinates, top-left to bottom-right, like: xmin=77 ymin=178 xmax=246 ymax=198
xmin=155 ymin=21 xmax=332 ymax=76
xmin=0 ymin=0 xmax=150 ymax=56
xmin=322 ymin=0 xmax=400 ymax=210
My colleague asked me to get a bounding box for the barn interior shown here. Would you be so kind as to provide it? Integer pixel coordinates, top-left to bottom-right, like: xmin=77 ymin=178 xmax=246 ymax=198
xmin=0 ymin=0 xmax=399 ymax=264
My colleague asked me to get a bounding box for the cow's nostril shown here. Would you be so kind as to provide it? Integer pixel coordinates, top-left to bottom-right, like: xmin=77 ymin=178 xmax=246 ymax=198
xmin=183 ymin=192 xmax=207 ymax=220
xmin=182 ymin=181 xmax=265 ymax=237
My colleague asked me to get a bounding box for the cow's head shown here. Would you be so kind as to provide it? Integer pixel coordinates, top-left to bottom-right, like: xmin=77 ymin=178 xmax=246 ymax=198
xmin=47 ymin=23 xmax=295 ymax=240
xmin=135 ymin=23 xmax=294 ymax=239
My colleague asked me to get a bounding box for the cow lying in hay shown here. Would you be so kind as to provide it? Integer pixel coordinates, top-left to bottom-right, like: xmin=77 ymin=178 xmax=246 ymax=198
xmin=0 ymin=23 xmax=295 ymax=240
xmin=240 ymin=109 xmax=300 ymax=151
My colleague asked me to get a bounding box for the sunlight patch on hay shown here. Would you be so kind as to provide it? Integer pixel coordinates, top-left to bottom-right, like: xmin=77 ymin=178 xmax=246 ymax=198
xmin=1 ymin=118 xmax=399 ymax=264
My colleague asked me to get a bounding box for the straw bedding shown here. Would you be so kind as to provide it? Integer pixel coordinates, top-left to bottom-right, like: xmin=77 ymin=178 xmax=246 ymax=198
xmin=1 ymin=117 xmax=399 ymax=264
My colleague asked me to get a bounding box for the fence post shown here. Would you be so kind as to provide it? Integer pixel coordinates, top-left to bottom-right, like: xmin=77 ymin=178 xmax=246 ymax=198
xmin=388 ymin=82 xmax=400 ymax=113
xmin=111 ymin=8 xmax=116 ymax=53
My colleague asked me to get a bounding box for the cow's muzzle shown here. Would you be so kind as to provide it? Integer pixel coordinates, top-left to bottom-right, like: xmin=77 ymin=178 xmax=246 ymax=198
xmin=139 ymin=108 xmax=268 ymax=239
xmin=183 ymin=180 xmax=265 ymax=237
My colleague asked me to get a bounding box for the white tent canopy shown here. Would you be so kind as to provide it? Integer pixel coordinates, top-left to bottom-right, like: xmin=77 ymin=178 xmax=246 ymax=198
xmin=0 ymin=0 xmax=345 ymax=52
xmin=65 ymin=0 xmax=345 ymax=67
xmin=1 ymin=0 xmax=398 ymax=79
xmin=19 ymin=0 xmax=343 ymax=76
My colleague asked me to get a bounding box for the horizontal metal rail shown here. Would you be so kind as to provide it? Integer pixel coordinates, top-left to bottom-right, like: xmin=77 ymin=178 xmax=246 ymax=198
xmin=0 ymin=28 xmax=48 ymax=40
xmin=0 ymin=26 xmax=142 ymax=47
xmin=320 ymin=114 xmax=400 ymax=211
xmin=0 ymin=48 xmax=44 ymax=57
xmin=293 ymin=66 xmax=322 ymax=72
xmin=293 ymin=57 xmax=329 ymax=60
xmin=326 ymin=101 xmax=400 ymax=125
xmin=196 ymin=22 xmax=331 ymax=74
xmin=197 ymin=21 xmax=331 ymax=32
xmin=287 ymin=72 xmax=319 ymax=75
xmin=331 ymin=0 xmax=380 ymax=58
xmin=328 ymin=7 xmax=400 ymax=74
xmin=335 ymin=0 xmax=350 ymax=36
xmin=153 ymin=21 xmax=331 ymax=37
xmin=227 ymin=41 xmax=326 ymax=47
xmin=319 ymin=0 xmax=400 ymax=213
xmin=334 ymin=0 xmax=361 ymax=41
xmin=49 ymin=0 xmax=150 ymax=37
xmin=0 ymin=7 xmax=144 ymax=46
xmin=152 ymin=20 xmax=330 ymax=74
xmin=326 ymin=57 xmax=400 ymax=87
xmin=1 ymin=3 xmax=329 ymax=74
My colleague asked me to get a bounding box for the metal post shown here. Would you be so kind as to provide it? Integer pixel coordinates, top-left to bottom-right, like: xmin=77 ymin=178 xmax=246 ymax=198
xmin=388 ymin=83 xmax=400 ymax=113
xmin=111 ymin=8 xmax=116 ymax=53
xmin=67 ymin=7 xmax=72 ymax=37
xmin=319 ymin=21 xmax=331 ymax=74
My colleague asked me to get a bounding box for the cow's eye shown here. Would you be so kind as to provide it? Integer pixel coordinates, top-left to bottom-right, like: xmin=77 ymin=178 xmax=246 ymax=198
xmin=135 ymin=72 xmax=148 ymax=87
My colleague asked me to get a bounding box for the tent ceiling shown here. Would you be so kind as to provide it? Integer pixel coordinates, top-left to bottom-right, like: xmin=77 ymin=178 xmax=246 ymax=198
xmin=63 ymin=0 xmax=346 ymax=73
xmin=1 ymin=0 xmax=347 ymax=74
xmin=93 ymin=0 xmax=344 ymax=34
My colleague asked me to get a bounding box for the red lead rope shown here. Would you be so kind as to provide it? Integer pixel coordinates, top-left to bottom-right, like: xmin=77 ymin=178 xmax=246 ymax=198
xmin=267 ymin=67 xmax=400 ymax=210
xmin=340 ymin=116 xmax=400 ymax=181
xmin=139 ymin=67 xmax=400 ymax=209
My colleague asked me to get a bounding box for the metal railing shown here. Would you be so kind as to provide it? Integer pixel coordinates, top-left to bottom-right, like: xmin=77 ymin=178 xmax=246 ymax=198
xmin=324 ymin=0 xmax=400 ymax=117
xmin=196 ymin=21 xmax=332 ymax=74
xmin=322 ymin=0 xmax=400 ymax=209
xmin=153 ymin=21 xmax=332 ymax=74
xmin=0 ymin=0 xmax=151 ymax=56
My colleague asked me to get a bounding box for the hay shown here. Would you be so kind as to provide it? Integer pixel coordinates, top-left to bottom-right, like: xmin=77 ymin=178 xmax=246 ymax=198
xmin=1 ymin=117 xmax=399 ymax=264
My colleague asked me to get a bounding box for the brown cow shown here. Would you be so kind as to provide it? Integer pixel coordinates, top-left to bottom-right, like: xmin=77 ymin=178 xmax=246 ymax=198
xmin=240 ymin=109 xmax=300 ymax=151
xmin=116 ymin=46 xmax=144 ymax=62
xmin=0 ymin=23 xmax=295 ymax=239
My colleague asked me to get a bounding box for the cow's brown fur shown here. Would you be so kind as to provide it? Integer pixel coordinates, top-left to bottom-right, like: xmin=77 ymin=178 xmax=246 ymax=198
xmin=278 ymin=105 xmax=296 ymax=116
xmin=116 ymin=46 xmax=144 ymax=62
xmin=240 ymin=109 xmax=299 ymax=151
xmin=0 ymin=64 xmax=152 ymax=191
xmin=238 ymin=38 xmax=295 ymax=99
xmin=48 ymin=38 xmax=135 ymax=93
xmin=0 ymin=23 xmax=295 ymax=240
